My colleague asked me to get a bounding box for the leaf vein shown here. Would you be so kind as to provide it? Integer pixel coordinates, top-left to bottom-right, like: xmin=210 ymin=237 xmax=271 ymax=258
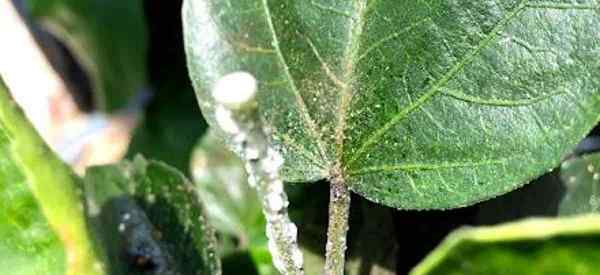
xmin=346 ymin=2 xmax=528 ymax=166
xmin=260 ymin=0 xmax=331 ymax=165
xmin=442 ymin=89 xmax=564 ymax=107
xmin=347 ymin=158 xmax=512 ymax=176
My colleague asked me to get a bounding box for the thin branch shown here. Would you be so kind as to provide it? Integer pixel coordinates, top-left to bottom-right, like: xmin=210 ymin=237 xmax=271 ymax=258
xmin=324 ymin=175 xmax=351 ymax=275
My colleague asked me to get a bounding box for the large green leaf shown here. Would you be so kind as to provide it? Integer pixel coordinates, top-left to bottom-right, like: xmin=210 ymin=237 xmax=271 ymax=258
xmin=411 ymin=215 xmax=600 ymax=275
xmin=559 ymin=152 xmax=600 ymax=216
xmin=183 ymin=0 xmax=600 ymax=209
xmin=26 ymin=0 xmax=147 ymax=112
xmin=84 ymin=156 xmax=221 ymax=275
xmin=0 ymin=78 xmax=105 ymax=275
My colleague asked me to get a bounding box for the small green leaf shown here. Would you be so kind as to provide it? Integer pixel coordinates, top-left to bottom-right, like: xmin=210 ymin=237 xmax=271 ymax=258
xmin=25 ymin=0 xmax=148 ymax=112
xmin=192 ymin=131 xmax=276 ymax=275
xmin=559 ymin=152 xmax=600 ymax=216
xmin=0 ymin=78 xmax=105 ymax=275
xmin=411 ymin=215 xmax=600 ymax=275
xmin=183 ymin=0 xmax=600 ymax=209
xmin=84 ymin=156 xmax=221 ymax=275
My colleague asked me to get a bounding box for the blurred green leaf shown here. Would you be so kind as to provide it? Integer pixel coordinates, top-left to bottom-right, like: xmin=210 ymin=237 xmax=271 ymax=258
xmin=411 ymin=215 xmax=600 ymax=275
xmin=26 ymin=0 xmax=148 ymax=112
xmin=559 ymin=153 xmax=600 ymax=216
xmin=84 ymin=156 xmax=221 ymax=275
xmin=0 ymin=78 xmax=105 ymax=275
xmin=126 ymin=4 xmax=207 ymax=173
xmin=192 ymin=131 xmax=275 ymax=275
xmin=126 ymin=85 xmax=206 ymax=174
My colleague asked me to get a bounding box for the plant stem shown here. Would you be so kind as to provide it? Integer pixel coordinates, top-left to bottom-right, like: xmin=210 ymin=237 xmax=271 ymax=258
xmin=324 ymin=175 xmax=351 ymax=275
xmin=211 ymin=72 xmax=304 ymax=275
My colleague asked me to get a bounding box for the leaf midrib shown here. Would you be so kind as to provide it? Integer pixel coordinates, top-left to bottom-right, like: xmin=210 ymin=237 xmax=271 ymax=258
xmin=334 ymin=0 xmax=368 ymax=170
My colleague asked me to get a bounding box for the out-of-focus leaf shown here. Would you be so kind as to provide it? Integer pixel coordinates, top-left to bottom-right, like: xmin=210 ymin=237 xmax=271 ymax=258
xmin=559 ymin=152 xmax=600 ymax=216
xmin=192 ymin=131 xmax=275 ymax=275
xmin=84 ymin=156 xmax=221 ymax=275
xmin=25 ymin=0 xmax=148 ymax=112
xmin=0 ymin=78 xmax=105 ymax=275
xmin=126 ymin=2 xmax=206 ymax=173
xmin=126 ymin=86 xmax=206 ymax=174
xmin=184 ymin=0 xmax=600 ymax=210
xmin=411 ymin=215 xmax=600 ymax=275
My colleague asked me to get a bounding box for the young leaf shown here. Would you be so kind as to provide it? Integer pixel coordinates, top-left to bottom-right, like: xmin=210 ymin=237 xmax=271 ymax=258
xmin=0 ymin=78 xmax=105 ymax=275
xmin=25 ymin=0 xmax=148 ymax=112
xmin=559 ymin=152 xmax=600 ymax=216
xmin=410 ymin=215 xmax=600 ymax=275
xmin=183 ymin=0 xmax=600 ymax=209
xmin=84 ymin=156 xmax=222 ymax=275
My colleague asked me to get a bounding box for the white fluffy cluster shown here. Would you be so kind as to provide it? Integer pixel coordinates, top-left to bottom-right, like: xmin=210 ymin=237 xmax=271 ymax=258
xmin=213 ymin=72 xmax=304 ymax=275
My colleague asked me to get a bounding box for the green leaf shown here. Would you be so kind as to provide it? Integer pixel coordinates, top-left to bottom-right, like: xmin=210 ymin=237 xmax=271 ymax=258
xmin=0 ymin=78 xmax=105 ymax=275
xmin=559 ymin=152 xmax=600 ymax=216
xmin=183 ymin=0 xmax=600 ymax=209
xmin=25 ymin=0 xmax=148 ymax=112
xmin=84 ymin=156 xmax=222 ymax=275
xmin=192 ymin=131 xmax=276 ymax=275
xmin=410 ymin=215 xmax=600 ymax=275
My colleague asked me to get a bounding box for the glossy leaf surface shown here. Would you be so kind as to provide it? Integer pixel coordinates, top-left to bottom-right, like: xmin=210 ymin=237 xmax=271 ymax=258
xmin=0 ymin=78 xmax=104 ymax=275
xmin=26 ymin=0 xmax=148 ymax=111
xmin=411 ymin=215 xmax=600 ymax=275
xmin=184 ymin=0 xmax=600 ymax=209
xmin=84 ymin=156 xmax=221 ymax=275
xmin=559 ymin=153 xmax=600 ymax=216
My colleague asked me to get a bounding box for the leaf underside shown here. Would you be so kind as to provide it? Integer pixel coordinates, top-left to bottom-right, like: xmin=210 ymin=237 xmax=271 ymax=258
xmin=184 ymin=0 xmax=600 ymax=209
xmin=410 ymin=215 xmax=600 ymax=275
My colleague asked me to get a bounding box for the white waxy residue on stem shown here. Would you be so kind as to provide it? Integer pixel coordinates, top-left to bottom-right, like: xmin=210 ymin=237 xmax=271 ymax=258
xmin=212 ymin=72 xmax=304 ymax=275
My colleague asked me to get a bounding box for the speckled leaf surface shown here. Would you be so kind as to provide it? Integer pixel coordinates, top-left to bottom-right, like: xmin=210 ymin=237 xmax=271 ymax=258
xmin=184 ymin=0 xmax=600 ymax=209
xmin=410 ymin=215 xmax=600 ymax=275
xmin=84 ymin=156 xmax=221 ymax=275
xmin=559 ymin=153 xmax=600 ymax=216
xmin=26 ymin=0 xmax=147 ymax=112
xmin=0 ymin=78 xmax=105 ymax=275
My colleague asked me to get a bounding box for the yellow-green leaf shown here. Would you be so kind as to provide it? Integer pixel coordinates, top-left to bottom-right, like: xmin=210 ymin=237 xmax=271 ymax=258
xmin=0 ymin=77 xmax=105 ymax=275
xmin=411 ymin=215 xmax=600 ymax=275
